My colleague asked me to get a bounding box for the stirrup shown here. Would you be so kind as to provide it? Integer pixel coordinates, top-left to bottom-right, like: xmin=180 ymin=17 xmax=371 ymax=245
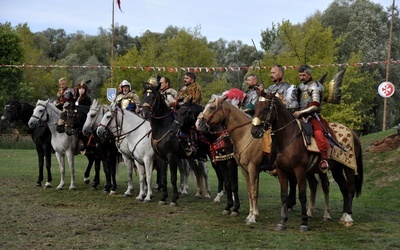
xmin=319 ymin=159 xmax=329 ymax=172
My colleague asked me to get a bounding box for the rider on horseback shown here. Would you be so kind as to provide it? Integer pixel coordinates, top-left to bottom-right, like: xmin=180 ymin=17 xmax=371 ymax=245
xmin=293 ymin=65 xmax=331 ymax=170
xmin=56 ymin=77 xmax=75 ymax=133
xmin=116 ymin=80 xmax=140 ymax=113
xmin=177 ymin=72 xmax=202 ymax=156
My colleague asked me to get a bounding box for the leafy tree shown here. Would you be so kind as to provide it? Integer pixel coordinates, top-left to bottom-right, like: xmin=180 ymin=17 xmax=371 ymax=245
xmin=0 ymin=22 xmax=26 ymax=109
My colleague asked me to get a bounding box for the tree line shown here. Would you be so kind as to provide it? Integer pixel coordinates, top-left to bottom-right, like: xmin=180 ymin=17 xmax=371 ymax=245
xmin=0 ymin=0 xmax=399 ymax=135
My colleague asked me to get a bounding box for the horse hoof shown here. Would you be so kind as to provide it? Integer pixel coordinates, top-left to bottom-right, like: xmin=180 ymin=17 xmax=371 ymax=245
xmin=158 ymin=201 xmax=167 ymax=206
xmin=35 ymin=183 xmax=41 ymax=187
xmin=169 ymin=202 xmax=178 ymax=207
xmin=44 ymin=184 xmax=52 ymax=189
xmin=340 ymin=220 xmax=353 ymax=227
xmin=124 ymin=193 xmax=132 ymax=197
xmin=143 ymin=199 xmax=151 ymax=203
xmin=230 ymin=211 xmax=239 ymax=217
xmin=84 ymin=178 xmax=90 ymax=184
xmin=275 ymin=224 xmax=286 ymax=231
xmin=246 ymin=218 xmax=256 ymax=225
xmin=109 ymin=191 xmax=117 ymax=196
xmin=69 ymin=187 xmax=76 ymax=190
xmin=135 ymin=197 xmax=143 ymax=201
xmin=300 ymin=225 xmax=309 ymax=232
xmin=222 ymin=210 xmax=231 ymax=215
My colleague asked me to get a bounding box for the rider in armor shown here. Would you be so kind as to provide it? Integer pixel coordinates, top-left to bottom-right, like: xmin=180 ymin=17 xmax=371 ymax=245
xmin=293 ymin=65 xmax=330 ymax=170
xmin=242 ymin=73 xmax=259 ymax=116
xmin=116 ymin=80 xmax=140 ymax=113
xmin=259 ymin=65 xmax=299 ymax=173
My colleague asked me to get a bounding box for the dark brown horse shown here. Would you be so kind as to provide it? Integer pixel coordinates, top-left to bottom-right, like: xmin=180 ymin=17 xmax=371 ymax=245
xmin=1 ymin=100 xmax=53 ymax=188
xmin=251 ymin=91 xmax=363 ymax=231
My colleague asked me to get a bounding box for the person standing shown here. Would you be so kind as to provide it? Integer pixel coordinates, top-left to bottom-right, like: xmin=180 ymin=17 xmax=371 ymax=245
xmin=242 ymin=73 xmax=260 ymax=116
xmin=293 ymin=65 xmax=330 ymax=170
xmin=159 ymin=76 xmax=178 ymax=109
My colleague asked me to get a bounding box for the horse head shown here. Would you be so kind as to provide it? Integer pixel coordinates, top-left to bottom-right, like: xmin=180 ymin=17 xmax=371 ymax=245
xmin=140 ymin=83 xmax=166 ymax=120
xmin=170 ymin=101 xmax=203 ymax=136
xmin=250 ymin=90 xmax=277 ymax=138
xmin=96 ymin=103 xmax=117 ymax=139
xmin=196 ymin=94 xmax=228 ymax=134
xmin=82 ymin=99 xmax=103 ymax=136
xmin=28 ymin=100 xmax=50 ymax=129
xmin=64 ymin=105 xmax=89 ymax=136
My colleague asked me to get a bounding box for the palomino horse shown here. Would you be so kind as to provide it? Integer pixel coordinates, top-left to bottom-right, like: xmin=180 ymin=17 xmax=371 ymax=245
xmin=196 ymin=95 xmax=331 ymax=224
xmin=97 ymin=103 xmax=156 ymax=202
xmin=1 ymin=100 xmax=53 ymax=188
xmin=141 ymin=83 xmax=209 ymax=206
xmin=28 ymin=99 xmax=80 ymax=190
xmin=170 ymin=101 xmax=240 ymax=216
xmin=251 ymin=92 xmax=364 ymax=231
xmin=82 ymin=99 xmax=121 ymax=194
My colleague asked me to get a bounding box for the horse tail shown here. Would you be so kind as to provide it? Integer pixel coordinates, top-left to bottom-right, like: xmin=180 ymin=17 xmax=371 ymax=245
xmin=354 ymin=133 xmax=364 ymax=198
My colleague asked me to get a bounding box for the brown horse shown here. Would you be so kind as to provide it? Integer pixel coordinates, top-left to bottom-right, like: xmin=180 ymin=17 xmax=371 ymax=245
xmin=196 ymin=94 xmax=330 ymax=224
xmin=251 ymin=91 xmax=364 ymax=231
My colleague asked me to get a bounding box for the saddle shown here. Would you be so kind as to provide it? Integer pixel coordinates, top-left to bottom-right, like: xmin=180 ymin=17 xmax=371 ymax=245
xmin=297 ymin=120 xmax=358 ymax=172
xmin=209 ymin=131 xmax=235 ymax=163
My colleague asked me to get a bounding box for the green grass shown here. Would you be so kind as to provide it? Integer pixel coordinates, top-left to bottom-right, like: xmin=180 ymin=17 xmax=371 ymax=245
xmin=0 ymin=129 xmax=399 ymax=249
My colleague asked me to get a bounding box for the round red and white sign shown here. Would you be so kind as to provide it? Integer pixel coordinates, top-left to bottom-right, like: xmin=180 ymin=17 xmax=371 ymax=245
xmin=378 ymin=81 xmax=395 ymax=98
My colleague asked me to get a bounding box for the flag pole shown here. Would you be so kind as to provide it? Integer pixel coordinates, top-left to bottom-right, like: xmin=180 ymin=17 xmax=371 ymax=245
xmin=383 ymin=0 xmax=395 ymax=131
xmin=110 ymin=0 xmax=115 ymax=88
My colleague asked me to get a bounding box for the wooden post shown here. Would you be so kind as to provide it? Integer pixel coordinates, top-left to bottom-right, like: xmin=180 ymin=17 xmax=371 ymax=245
xmin=383 ymin=0 xmax=395 ymax=131
xmin=111 ymin=0 xmax=115 ymax=88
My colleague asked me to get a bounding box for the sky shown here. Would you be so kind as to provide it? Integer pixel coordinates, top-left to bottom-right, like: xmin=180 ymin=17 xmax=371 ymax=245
xmin=0 ymin=0 xmax=396 ymax=48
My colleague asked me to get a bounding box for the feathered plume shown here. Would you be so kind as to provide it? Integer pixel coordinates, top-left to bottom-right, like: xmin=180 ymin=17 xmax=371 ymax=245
xmin=116 ymin=0 xmax=123 ymax=12
xmin=326 ymin=69 xmax=346 ymax=104
xmin=222 ymin=88 xmax=245 ymax=108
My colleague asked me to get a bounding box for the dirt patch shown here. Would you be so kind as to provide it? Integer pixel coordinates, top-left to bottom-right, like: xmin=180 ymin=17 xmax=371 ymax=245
xmin=366 ymin=133 xmax=400 ymax=153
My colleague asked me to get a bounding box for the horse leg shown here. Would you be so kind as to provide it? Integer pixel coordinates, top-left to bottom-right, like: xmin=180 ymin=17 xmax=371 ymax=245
xmin=241 ymin=166 xmax=259 ymax=224
xmin=143 ymin=158 xmax=154 ymax=202
xmin=91 ymin=158 xmax=101 ymax=189
xmin=66 ymin=151 xmax=76 ymax=190
xmin=295 ymin=170 xmax=309 ymax=232
xmin=315 ymin=172 xmax=332 ymax=221
xmin=84 ymin=153 xmax=94 ymax=184
xmin=288 ymin=175 xmax=297 ymax=211
xmin=44 ymin=144 xmax=52 ymax=188
xmin=123 ymin=157 xmax=134 ymax=197
xmin=306 ymin=173 xmax=317 ymax=218
xmin=230 ymin=159 xmax=240 ymax=216
xmin=276 ymin=170 xmax=289 ymax=231
xmin=55 ymin=152 xmax=65 ymax=190
xmin=178 ymin=159 xmax=189 ymax=195
xmin=221 ymin=161 xmax=233 ymax=215
xmin=135 ymin=163 xmax=146 ymax=201
xmin=35 ymin=146 xmax=45 ymax=187
xmin=331 ymin=165 xmax=355 ymax=227
xmin=169 ymin=157 xmax=179 ymax=206
xmin=199 ymin=160 xmax=211 ymax=198
xmin=102 ymin=158 xmax=112 ymax=193
xmin=157 ymin=158 xmax=168 ymax=205
xmin=211 ymin=161 xmax=224 ymax=203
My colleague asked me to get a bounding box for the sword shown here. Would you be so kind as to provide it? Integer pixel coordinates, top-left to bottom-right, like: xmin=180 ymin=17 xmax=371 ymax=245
xmin=313 ymin=113 xmax=348 ymax=152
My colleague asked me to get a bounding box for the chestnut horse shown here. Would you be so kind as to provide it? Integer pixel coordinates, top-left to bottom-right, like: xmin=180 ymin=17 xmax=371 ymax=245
xmin=251 ymin=92 xmax=363 ymax=231
xmin=196 ymin=95 xmax=332 ymax=225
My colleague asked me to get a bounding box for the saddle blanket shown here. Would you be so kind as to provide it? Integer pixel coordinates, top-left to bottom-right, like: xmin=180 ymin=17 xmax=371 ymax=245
xmin=298 ymin=121 xmax=358 ymax=172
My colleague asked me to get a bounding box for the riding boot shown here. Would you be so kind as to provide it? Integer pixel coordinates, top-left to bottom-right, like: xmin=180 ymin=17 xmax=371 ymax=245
xmin=186 ymin=129 xmax=198 ymax=156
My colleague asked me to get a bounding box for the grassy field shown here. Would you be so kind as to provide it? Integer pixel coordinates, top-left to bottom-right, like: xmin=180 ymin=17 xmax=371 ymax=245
xmin=0 ymin=128 xmax=399 ymax=249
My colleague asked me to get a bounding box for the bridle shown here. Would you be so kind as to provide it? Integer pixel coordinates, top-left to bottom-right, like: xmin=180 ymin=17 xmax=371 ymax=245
xmin=141 ymin=89 xmax=173 ymax=119
xmin=31 ymin=102 xmax=49 ymax=123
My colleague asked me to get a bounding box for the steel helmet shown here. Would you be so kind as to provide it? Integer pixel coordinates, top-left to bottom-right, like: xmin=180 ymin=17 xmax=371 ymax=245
xmin=147 ymin=76 xmax=158 ymax=86
xmin=120 ymin=80 xmax=131 ymax=89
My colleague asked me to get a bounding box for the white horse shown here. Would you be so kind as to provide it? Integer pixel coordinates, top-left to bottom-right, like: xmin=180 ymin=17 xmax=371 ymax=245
xmin=28 ymin=99 xmax=79 ymax=190
xmin=96 ymin=103 xmax=155 ymax=202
